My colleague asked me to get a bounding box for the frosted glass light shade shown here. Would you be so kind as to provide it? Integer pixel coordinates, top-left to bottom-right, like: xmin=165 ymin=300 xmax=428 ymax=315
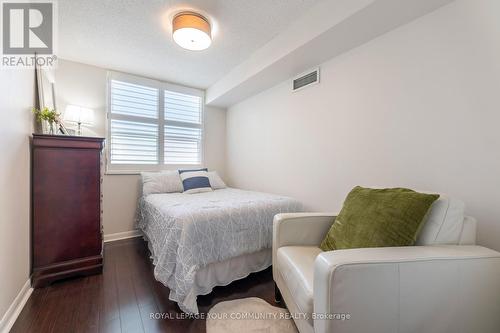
xmin=64 ymin=105 xmax=94 ymax=125
xmin=172 ymin=12 xmax=211 ymax=51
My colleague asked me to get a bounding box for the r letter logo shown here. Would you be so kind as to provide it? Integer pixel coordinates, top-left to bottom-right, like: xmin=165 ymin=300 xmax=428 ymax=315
xmin=2 ymin=2 xmax=53 ymax=54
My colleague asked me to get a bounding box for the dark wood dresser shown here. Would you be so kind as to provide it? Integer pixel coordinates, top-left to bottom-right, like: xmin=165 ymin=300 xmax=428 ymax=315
xmin=31 ymin=134 xmax=105 ymax=287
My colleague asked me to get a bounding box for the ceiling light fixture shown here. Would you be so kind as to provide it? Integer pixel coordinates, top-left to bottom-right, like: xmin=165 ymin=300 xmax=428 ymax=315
xmin=172 ymin=12 xmax=212 ymax=51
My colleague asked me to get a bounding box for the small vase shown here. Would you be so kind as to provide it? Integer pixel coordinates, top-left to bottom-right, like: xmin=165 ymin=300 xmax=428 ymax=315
xmin=41 ymin=121 xmax=49 ymax=134
xmin=41 ymin=121 xmax=55 ymax=135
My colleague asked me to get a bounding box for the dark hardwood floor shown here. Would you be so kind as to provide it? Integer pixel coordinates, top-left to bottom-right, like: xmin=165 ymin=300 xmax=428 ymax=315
xmin=11 ymin=238 xmax=277 ymax=333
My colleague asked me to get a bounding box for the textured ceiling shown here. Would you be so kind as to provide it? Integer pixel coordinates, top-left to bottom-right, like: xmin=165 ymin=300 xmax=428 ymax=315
xmin=58 ymin=0 xmax=320 ymax=89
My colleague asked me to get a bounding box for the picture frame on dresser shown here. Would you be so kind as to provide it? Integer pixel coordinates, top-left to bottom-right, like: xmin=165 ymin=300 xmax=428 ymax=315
xmin=35 ymin=55 xmax=70 ymax=135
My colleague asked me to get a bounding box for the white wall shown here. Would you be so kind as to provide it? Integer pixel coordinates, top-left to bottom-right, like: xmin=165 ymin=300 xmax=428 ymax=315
xmin=0 ymin=70 xmax=35 ymax=322
xmin=226 ymin=0 xmax=500 ymax=251
xmin=55 ymin=59 xmax=227 ymax=235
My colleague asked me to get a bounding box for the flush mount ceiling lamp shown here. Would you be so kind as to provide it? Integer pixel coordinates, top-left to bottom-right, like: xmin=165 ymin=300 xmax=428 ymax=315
xmin=172 ymin=12 xmax=212 ymax=51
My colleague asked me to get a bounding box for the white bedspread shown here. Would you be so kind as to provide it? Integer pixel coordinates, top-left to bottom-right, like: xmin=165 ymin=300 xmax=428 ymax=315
xmin=136 ymin=188 xmax=302 ymax=314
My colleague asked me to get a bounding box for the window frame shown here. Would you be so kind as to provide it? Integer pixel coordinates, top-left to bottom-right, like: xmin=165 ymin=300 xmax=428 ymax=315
xmin=106 ymin=71 xmax=205 ymax=174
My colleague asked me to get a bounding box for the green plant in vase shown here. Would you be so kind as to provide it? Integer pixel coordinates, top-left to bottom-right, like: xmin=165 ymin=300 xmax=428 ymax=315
xmin=32 ymin=107 xmax=60 ymax=134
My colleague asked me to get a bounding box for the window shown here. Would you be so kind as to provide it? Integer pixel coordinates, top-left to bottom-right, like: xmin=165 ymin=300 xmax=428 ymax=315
xmin=109 ymin=80 xmax=159 ymax=165
xmin=107 ymin=72 xmax=203 ymax=173
xmin=164 ymin=90 xmax=203 ymax=165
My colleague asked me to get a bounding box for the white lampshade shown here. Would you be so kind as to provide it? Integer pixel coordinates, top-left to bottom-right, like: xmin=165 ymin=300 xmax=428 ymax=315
xmin=64 ymin=105 xmax=94 ymax=125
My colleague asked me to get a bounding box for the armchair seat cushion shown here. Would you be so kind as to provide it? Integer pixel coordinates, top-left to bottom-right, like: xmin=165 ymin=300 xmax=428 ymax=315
xmin=277 ymin=246 xmax=322 ymax=322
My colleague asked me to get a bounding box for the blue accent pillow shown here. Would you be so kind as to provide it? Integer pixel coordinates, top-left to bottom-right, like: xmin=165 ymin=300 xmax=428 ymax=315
xmin=178 ymin=168 xmax=212 ymax=194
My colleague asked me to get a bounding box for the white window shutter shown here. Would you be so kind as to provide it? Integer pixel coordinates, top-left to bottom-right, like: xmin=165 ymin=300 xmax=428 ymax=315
xmin=110 ymin=119 xmax=158 ymax=164
xmin=109 ymin=80 xmax=159 ymax=165
xmin=107 ymin=73 xmax=204 ymax=170
xmin=164 ymin=90 xmax=202 ymax=165
xmin=110 ymin=80 xmax=158 ymax=118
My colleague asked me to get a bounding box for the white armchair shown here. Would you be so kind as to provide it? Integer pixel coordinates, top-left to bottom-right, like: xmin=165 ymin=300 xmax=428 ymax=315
xmin=272 ymin=196 xmax=500 ymax=333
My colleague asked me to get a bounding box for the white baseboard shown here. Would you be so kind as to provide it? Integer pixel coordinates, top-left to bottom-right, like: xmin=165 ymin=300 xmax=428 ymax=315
xmin=0 ymin=279 xmax=33 ymax=333
xmin=103 ymin=229 xmax=142 ymax=243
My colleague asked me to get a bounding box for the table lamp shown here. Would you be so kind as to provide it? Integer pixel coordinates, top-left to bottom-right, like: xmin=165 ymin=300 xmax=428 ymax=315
xmin=64 ymin=105 xmax=94 ymax=136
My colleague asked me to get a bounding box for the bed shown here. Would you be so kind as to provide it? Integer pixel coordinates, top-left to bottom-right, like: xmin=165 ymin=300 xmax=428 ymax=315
xmin=136 ymin=187 xmax=302 ymax=314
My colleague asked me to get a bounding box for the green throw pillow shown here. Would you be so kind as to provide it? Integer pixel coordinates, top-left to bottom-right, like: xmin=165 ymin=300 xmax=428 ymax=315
xmin=320 ymin=186 xmax=439 ymax=251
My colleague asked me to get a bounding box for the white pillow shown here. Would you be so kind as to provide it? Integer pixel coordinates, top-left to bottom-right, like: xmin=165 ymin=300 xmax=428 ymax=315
xmin=179 ymin=169 xmax=213 ymax=194
xmin=416 ymin=195 xmax=465 ymax=245
xmin=208 ymin=171 xmax=226 ymax=190
xmin=141 ymin=170 xmax=183 ymax=196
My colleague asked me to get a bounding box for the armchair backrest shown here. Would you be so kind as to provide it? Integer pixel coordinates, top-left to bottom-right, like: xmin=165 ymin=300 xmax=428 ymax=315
xmin=416 ymin=195 xmax=475 ymax=245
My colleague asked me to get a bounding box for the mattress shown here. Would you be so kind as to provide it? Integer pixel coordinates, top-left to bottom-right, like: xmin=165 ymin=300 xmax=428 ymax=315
xmin=136 ymin=187 xmax=302 ymax=313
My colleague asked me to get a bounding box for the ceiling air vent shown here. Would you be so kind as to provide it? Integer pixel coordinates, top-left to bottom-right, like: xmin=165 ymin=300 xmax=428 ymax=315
xmin=292 ymin=68 xmax=320 ymax=92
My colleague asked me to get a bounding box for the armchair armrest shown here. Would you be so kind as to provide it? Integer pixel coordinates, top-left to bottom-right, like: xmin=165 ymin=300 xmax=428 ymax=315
xmin=313 ymin=245 xmax=500 ymax=333
xmin=272 ymin=213 xmax=336 ymax=280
